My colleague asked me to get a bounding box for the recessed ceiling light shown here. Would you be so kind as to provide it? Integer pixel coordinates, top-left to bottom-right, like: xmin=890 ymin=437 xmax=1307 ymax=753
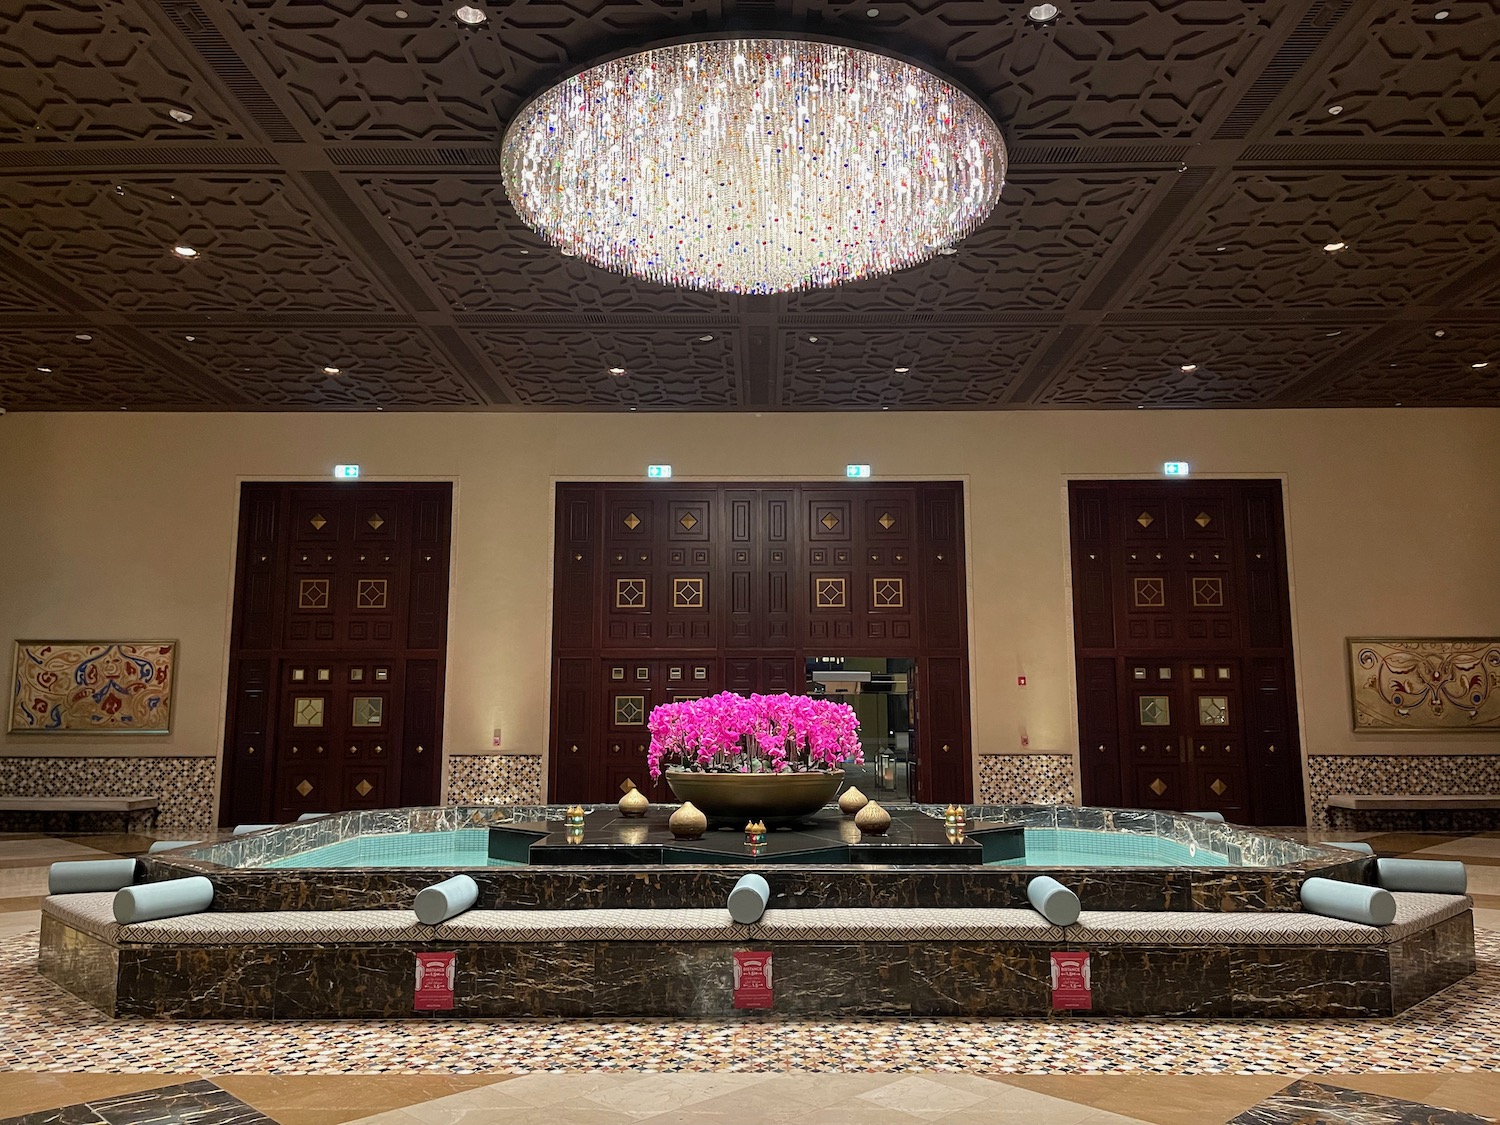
xmin=808 ymin=335 xmax=819 ymax=343
xmin=1434 ymin=329 xmax=1447 ymax=338
xmin=74 ymin=333 xmax=92 ymax=341
xmin=184 ymin=335 xmax=195 ymax=342
xmin=1027 ymin=3 xmax=1060 ymax=24
xmin=1215 ymin=245 xmax=1228 ymax=252
xmin=1326 ymin=105 xmax=1343 ymax=115
xmin=1434 ymin=9 xmax=1450 ymax=18
xmin=936 ymin=245 xmax=958 ymax=256
xmin=454 ymin=5 xmax=487 ymax=24
xmin=168 ymin=108 xmax=194 ymax=123
xmin=894 ymin=366 xmax=910 ymax=373
xmin=1325 ymin=330 xmax=1342 ymax=337
xmin=1179 ymin=363 xmax=1199 ymax=373
xmin=518 ymin=248 xmax=529 ymax=255
xmin=882 ymin=406 xmax=890 ymax=410
xmin=1322 ymin=240 xmax=1346 ymax=252
xmin=172 ymin=244 xmax=199 ymax=258
xmin=322 ymin=366 xmax=341 ymax=375
xmin=698 ymin=335 xmax=714 ymax=342
xmin=395 ymin=8 xmax=408 ymax=17
xmin=36 ymin=366 xmax=52 ymax=373
xmin=866 ymin=7 xmax=879 ymax=16
xmin=608 ymin=366 xmax=627 ymax=376
xmin=1472 ymin=361 xmax=1491 ymax=369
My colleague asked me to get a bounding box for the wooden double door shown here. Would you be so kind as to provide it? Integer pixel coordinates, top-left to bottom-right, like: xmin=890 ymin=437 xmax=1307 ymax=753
xmin=219 ymin=483 xmax=452 ymax=825
xmin=549 ymin=482 xmax=972 ymax=805
xmin=1070 ymin=480 xmax=1305 ymax=825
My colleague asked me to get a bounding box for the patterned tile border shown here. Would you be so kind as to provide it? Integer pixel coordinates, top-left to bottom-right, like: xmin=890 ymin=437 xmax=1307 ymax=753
xmin=978 ymin=755 xmax=1077 ymax=805
xmin=1307 ymin=756 xmax=1500 ymax=831
xmin=3 ymin=929 xmax=1497 ymax=1073
xmin=0 ymin=757 xmax=215 ymax=832
xmin=445 ymin=755 xmax=544 ymax=806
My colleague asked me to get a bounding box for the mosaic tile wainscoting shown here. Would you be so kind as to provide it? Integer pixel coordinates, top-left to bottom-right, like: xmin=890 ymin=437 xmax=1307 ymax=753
xmin=1308 ymin=755 xmax=1500 ymax=831
xmin=445 ymin=754 xmax=544 ymax=805
xmin=0 ymin=755 xmax=215 ymax=831
xmin=978 ymin=754 xmax=1077 ymax=805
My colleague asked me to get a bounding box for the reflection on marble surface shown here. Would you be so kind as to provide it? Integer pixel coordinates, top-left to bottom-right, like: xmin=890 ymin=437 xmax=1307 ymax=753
xmin=1230 ymin=1078 xmax=1494 ymax=1124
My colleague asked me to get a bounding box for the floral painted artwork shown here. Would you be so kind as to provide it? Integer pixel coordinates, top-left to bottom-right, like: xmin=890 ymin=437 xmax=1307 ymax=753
xmin=9 ymin=641 xmax=176 ymax=734
xmin=1349 ymin=638 xmax=1500 ymax=732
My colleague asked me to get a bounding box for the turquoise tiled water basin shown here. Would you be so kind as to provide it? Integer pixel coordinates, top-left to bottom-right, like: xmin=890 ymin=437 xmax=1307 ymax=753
xmin=987 ymin=827 xmax=1230 ymax=867
xmin=266 ymin=829 xmax=521 ymax=869
xmin=264 ymin=825 xmax=1229 ymax=868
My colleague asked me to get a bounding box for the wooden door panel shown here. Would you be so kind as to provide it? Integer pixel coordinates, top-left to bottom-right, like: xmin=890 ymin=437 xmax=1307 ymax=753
xmin=1072 ymin=481 xmax=1303 ymax=825
xmin=221 ymin=483 xmax=452 ymax=825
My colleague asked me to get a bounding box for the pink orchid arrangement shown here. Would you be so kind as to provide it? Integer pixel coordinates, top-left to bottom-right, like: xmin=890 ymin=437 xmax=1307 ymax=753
xmin=647 ymin=691 xmax=863 ymax=779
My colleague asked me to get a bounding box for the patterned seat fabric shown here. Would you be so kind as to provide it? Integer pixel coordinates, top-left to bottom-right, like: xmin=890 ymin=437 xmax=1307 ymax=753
xmin=40 ymin=891 xmax=1469 ymax=949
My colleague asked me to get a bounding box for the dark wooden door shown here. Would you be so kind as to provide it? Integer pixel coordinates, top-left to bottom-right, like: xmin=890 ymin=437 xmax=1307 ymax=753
xmin=1071 ymin=480 xmax=1304 ymax=825
xmin=220 ymin=483 xmax=452 ymax=825
xmin=1121 ymin=656 xmax=1248 ymax=819
xmin=550 ymin=482 xmax=971 ymax=805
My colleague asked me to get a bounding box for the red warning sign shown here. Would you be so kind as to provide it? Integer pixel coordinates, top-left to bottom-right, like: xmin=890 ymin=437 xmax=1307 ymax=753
xmin=1050 ymin=951 xmax=1092 ymax=1010
xmin=414 ymin=951 xmax=456 ymax=1011
xmin=733 ymin=951 xmax=774 ymax=1010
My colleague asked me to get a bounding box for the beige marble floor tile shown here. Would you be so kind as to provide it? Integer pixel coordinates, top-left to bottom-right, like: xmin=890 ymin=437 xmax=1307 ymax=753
xmin=1363 ymin=833 xmax=1464 ymax=855
xmin=992 ymin=1075 xmax=1289 ymax=1125
xmin=0 ymin=910 xmax=41 ymax=938
xmin=0 ymin=839 xmax=114 ymax=862
xmin=0 ymin=1072 xmax=183 ymax=1116
xmin=856 ymin=1073 xmax=995 ymax=1118
xmin=1426 ymin=1071 xmax=1500 ymax=1118
xmin=0 ymin=866 xmax=53 ymax=897
xmin=215 ymin=1074 xmax=510 ymax=1124
xmin=1470 ymin=906 xmax=1500 ymax=931
xmin=1411 ymin=837 xmax=1500 ymax=859
xmin=376 ymin=1106 xmax=630 ymax=1125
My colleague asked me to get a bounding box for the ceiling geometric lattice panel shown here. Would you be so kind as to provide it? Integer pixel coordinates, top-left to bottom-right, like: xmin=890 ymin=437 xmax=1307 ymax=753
xmin=0 ymin=0 xmax=1497 ymax=412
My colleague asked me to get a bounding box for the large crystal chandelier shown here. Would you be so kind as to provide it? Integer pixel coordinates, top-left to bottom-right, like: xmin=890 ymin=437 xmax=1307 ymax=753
xmin=500 ymin=37 xmax=1006 ymax=295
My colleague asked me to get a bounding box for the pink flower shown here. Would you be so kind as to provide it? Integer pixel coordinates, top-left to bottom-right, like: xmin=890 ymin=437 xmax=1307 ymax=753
xmin=647 ymin=691 xmax=862 ymax=779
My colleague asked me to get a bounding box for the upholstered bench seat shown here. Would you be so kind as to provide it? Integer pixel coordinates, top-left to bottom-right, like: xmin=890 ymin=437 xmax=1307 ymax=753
xmin=42 ymin=892 xmax=1470 ymax=949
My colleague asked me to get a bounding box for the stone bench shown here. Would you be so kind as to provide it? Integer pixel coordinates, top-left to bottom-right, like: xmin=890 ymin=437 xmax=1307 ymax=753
xmin=37 ymin=891 xmax=1474 ymax=1020
xmin=0 ymin=796 xmax=158 ymax=833
xmin=1326 ymin=793 xmax=1500 ymax=832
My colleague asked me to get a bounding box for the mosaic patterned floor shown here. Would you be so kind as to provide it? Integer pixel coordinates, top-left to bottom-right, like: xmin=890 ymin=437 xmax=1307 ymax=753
xmin=3 ymin=830 xmax=1498 ymax=1124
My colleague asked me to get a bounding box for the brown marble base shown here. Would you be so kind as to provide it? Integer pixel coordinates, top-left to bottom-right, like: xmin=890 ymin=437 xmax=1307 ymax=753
xmin=38 ymin=917 xmax=1475 ymax=1020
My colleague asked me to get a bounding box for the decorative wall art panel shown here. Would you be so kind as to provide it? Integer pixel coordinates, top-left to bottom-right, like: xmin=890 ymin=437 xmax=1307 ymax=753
xmin=9 ymin=641 xmax=176 ymax=734
xmin=1348 ymin=638 xmax=1500 ymax=732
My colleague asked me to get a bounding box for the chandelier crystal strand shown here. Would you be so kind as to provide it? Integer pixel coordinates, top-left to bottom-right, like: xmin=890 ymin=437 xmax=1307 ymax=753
xmin=501 ymin=38 xmax=1006 ymax=294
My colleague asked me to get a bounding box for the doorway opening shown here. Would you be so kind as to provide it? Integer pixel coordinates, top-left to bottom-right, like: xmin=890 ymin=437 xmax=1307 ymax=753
xmin=806 ymin=657 xmax=916 ymax=801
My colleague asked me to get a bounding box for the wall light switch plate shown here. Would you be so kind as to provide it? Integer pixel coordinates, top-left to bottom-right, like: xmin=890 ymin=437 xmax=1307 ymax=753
xmin=491 ymin=729 xmax=503 ymax=749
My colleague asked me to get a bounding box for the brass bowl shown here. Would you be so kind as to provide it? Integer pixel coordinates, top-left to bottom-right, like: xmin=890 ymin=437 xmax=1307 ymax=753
xmin=663 ymin=769 xmax=845 ymax=825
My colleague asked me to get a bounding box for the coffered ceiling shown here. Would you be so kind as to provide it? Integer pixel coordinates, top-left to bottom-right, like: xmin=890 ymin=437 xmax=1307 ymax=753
xmin=1 ymin=0 xmax=1497 ymax=411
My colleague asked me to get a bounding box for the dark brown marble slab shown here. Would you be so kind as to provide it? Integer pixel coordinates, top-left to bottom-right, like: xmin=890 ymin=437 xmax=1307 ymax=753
xmin=0 ymin=1079 xmax=275 ymax=1125
xmin=1229 ymin=1078 xmax=1493 ymax=1124
xmin=37 ymin=916 xmax=119 ymax=1017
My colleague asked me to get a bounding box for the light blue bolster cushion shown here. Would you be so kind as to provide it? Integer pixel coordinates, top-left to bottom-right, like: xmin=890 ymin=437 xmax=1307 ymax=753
xmin=1300 ymin=877 xmax=1396 ymax=926
xmin=1376 ymin=858 xmax=1467 ymax=894
xmin=233 ymin=824 xmax=278 ymax=835
xmin=297 ymin=813 xmax=329 ymax=821
xmin=413 ymin=874 xmax=479 ymax=925
xmin=1322 ymin=840 xmax=1375 ymax=855
xmin=1027 ymin=875 xmax=1081 ymax=926
xmin=48 ymin=859 xmax=137 ymax=895
xmin=113 ymin=876 xmax=215 ymax=924
xmin=147 ymin=841 xmax=201 ymax=853
xmin=728 ymin=873 xmax=771 ymax=924
xmin=1186 ymin=811 xmax=1225 ymax=823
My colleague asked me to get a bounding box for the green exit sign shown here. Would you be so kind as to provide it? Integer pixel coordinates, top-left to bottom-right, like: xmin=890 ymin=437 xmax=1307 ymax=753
xmin=333 ymin=464 xmax=360 ymax=479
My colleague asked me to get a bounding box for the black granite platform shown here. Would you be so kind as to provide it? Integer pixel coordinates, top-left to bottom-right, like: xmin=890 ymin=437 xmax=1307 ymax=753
xmin=500 ymin=808 xmax=1025 ymax=866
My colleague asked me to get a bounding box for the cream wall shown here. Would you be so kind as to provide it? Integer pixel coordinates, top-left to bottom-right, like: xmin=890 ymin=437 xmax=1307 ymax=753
xmin=2 ymin=409 xmax=1498 ymax=822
